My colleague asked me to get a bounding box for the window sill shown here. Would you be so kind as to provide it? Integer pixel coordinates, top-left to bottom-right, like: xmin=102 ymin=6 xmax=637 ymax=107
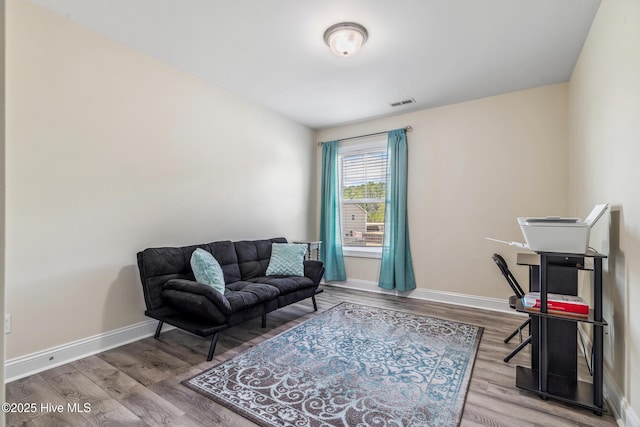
xmin=343 ymin=247 xmax=382 ymax=259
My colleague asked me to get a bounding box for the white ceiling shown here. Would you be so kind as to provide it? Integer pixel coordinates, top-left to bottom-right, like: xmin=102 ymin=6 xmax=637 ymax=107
xmin=28 ymin=0 xmax=600 ymax=130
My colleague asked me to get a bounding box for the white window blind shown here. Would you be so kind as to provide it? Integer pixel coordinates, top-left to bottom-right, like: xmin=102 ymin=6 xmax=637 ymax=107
xmin=339 ymin=141 xmax=387 ymax=249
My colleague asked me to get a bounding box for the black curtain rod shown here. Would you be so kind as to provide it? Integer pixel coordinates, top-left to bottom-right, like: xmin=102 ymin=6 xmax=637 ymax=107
xmin=317 ymin=125 xmax=412 ymax=146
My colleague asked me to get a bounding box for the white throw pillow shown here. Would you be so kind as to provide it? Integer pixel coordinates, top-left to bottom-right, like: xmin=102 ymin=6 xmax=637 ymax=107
xmin=266 ymin=243 xmax=307 ymax=276
xmin=190 ymin=248 xmax=225 ymax=294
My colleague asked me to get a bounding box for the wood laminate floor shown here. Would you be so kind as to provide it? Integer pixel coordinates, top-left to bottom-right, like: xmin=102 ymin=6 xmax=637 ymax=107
xmin=5 ymin=286 xmax=617 ymax=426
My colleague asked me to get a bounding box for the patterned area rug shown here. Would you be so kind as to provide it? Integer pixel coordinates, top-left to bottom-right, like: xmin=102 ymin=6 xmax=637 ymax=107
xmin=183 ymin=302 xmax=483 ymax=427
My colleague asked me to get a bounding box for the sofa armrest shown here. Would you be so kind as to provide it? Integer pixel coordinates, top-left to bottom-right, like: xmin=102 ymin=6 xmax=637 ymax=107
xmin=303 ymin=260 xmax=325 ymax=286
xmin=164 ymin=279 xmax=232 ymax=314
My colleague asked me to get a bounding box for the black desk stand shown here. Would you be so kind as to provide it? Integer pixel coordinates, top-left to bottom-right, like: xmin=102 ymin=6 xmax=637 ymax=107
xmin=515 ymin=251 xmax=607 ymax=415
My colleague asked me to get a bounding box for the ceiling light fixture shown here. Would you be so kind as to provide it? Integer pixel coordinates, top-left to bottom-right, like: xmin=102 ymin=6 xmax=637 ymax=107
xmin=323 ymin=22 xmax=368 ymax=58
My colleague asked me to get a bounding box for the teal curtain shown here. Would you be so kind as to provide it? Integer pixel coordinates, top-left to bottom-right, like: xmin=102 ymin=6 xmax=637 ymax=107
xmin=379 ymin=129 xmax=416 ymax=291
xmin=320 ymin=141 xmax=346 ymax=281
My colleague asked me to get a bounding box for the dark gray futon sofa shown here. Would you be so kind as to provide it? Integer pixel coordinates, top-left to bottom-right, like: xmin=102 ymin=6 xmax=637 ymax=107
xmin=137 ymin=237 xmax=324 ymax=360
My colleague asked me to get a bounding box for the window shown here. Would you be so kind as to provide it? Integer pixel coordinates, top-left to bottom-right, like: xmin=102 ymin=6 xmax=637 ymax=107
xmin=339 ymin=139 xmax=387 ymax=256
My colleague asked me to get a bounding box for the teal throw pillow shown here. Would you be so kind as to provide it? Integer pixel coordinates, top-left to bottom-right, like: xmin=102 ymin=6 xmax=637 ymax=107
xmin=266 ymin=243 xmax=307 ymax=277
xmin=190 ymin=248 xmax=225 ymax=295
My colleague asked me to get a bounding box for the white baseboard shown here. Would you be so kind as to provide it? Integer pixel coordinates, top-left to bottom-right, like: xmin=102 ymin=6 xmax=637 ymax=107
xmin=3 ymin=281 xmax=510 ymax=384
xmin=604 ymin=366 xmax=640 ymax=427
xmin=620 ymin=398 xmax=640 ymax=427
xmin=324 ymin=278 xmax=515 ymax=314
xmin=4 ymin=319 xmax=172 ymax=383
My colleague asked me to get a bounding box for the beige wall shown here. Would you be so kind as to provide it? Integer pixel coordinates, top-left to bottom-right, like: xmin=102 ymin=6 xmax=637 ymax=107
xmin=316 ymin=83 xmax=570 ymax=299
xmin=5 ymin=0 xmax=314 ymax=359
xmin=568 ymin=0 xmax=640 ymax=420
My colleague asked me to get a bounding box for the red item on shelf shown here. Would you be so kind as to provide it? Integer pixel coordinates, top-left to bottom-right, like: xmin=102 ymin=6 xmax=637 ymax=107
xmin=523 ymin=292 xmax=589 ymax=315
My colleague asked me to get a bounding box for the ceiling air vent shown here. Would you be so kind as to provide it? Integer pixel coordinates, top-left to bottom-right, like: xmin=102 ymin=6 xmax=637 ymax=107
xmin=389 ymin=98 xmax=416 ymax=107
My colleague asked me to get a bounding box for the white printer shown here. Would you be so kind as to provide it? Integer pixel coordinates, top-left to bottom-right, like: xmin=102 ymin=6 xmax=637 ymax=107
xmin=517 ymin=203 xmax=608 ymax=254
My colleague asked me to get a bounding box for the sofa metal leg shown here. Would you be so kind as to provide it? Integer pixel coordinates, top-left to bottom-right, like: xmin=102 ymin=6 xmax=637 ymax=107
xmin=207 ymin=333 xmax=220 ymax=361
xmin=312 ymin=295 xmax=318 ymax=311
xmin=262 ymin=314 xmax=267 ymax=328
xmin=154 ymin=321 xmax=164 ymax=339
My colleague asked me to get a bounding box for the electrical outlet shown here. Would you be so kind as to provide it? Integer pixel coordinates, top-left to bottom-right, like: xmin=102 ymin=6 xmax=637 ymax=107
xmin=5 ymin=314 xmax=11 ymax=334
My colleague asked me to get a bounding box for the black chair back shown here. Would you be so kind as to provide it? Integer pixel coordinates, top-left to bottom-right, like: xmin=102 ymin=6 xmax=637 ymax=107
xmin=492 ymin=253 xmax=526 ymax=299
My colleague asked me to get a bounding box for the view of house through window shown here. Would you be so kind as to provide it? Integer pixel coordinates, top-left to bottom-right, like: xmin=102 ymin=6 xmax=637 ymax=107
xmin=339 ymin=140 xmax=387 ymax=248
